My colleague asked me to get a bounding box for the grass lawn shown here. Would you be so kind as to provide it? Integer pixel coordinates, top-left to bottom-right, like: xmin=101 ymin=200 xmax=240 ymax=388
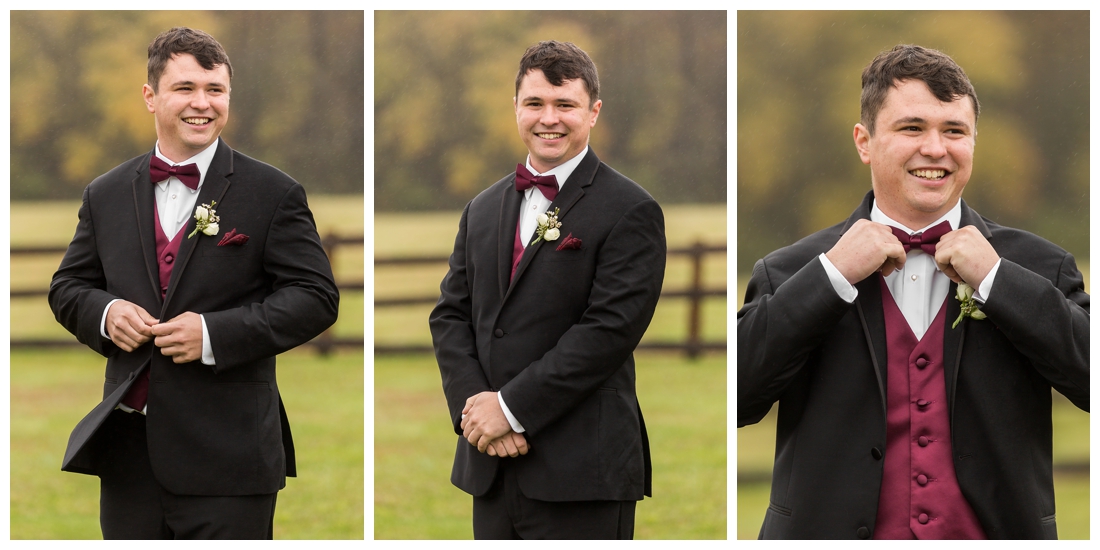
xmin=9 ymin=349 xmax=364 ymax=539
xmin=374 ymin=352 xmax=726 ymax=539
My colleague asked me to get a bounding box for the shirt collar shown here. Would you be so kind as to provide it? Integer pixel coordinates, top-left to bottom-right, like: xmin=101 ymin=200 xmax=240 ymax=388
xmin=524 ymin=145 xmax=588 ymax=194
xmin=871 ymin=198 xmax=961 ymax=234
xmin=153 ymin=138 xmax=220 ymax=190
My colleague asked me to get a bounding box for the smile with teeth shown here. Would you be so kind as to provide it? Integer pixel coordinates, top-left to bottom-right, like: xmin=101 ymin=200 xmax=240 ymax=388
xmin=184 ymin=117 xmax=212 ymax=125
xmin=537 ymin=132 xmax=564 ymax=139
xmin=910 ymin=169 xmax=947 ymax=180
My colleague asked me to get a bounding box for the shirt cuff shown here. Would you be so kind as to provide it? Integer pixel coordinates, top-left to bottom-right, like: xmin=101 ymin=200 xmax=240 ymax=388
xmin=497 ymin=392 xmax=525 ymax=433
xmin=819 ymin=253 xmax=858 ymax=303
xmin=100 ymin=298 xmax=123 ymax=339
xmin=973 ymin=258 xmax=1002 ymax=304
xmin=200 ymin=314 xmax=215 ymax=365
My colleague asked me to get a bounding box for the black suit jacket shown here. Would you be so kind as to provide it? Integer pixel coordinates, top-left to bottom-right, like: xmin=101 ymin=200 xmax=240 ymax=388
xmin=429 ymin=149 xmax=665 ymax=502
xmin=49 ymin=140 xmax=339 ymax=496
xmin=737 ymin=191 xmax=1089 ymax=539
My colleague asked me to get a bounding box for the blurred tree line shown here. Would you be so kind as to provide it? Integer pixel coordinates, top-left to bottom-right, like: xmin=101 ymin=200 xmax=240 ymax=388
xmin=738 ymin=11 xmax=1089 ymax=270
xmin=375 ymin=11 xmax=727 ymax=211
xmin=10 ymin=11 xmax=364 ymax=200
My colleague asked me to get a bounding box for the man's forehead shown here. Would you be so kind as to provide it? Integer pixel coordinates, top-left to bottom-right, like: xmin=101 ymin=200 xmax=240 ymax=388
xmin=882 ymin=80 xmax=975 ymax=121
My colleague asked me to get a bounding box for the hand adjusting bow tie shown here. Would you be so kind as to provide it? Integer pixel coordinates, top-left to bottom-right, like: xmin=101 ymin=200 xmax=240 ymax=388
xmin=150 ymin=155 xmax=201 ymax=190
xmin=889 ymin=220 xmax=952 ymax=255
xmin=515 ymin=164 xmax=559 ymax=201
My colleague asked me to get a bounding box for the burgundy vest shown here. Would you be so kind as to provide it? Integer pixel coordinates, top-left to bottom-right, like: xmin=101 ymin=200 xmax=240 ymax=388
xmin=120 ymin=203 xmax=186 ymax=411
xmin=873 ymin=280 xmax=986 ymax=539
xmin=511 ymin=217 xmax=524 ymax=282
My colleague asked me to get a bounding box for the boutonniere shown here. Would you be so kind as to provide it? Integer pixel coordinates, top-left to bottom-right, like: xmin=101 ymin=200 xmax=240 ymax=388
xmin=531 ymin=207 xmax=562 ymax=245
xmin=187 ymin=201 xmax=220 ymax=239
xmin=952 ymin=282 xmax=987 ymax=329
xmin=555 ymin=233 xmax=582 ymax=251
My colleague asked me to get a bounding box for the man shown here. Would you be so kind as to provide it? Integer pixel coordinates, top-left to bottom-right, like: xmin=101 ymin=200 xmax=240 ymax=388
xmin=429 ymin=40 xmax=666 ymax=539
xmin=737 ymin=44 xmax=1088 ymax=539
xmin=49 ymin=27 xmax=339 ymax=539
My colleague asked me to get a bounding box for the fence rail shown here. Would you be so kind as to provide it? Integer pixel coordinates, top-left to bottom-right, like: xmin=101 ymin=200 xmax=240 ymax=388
xmin=374 ymin=242 xmax=727 ymax=358
xmin=9 ymin=232 xmax=364 ymax=353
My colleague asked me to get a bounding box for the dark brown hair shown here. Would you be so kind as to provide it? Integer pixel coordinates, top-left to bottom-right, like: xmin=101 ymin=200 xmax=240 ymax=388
xmin=515 ymin=41 xmax=599 ymax=107
xmin=147 ymin=27 xmax=232 ymax=92
xmin=860 ymin=44 xmax=979 ymax=134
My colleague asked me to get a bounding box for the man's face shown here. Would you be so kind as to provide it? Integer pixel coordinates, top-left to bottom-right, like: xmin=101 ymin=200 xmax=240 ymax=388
xmin=853 ymin=79 xmax=976 ymax=229
xmin=142 ymin=53 xmax=230 ymax=162
xmin=514 ymin=69 xmax=601 ymax=173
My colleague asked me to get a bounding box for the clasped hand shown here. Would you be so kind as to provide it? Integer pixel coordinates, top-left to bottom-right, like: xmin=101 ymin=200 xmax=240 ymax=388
xmin=460 ymin=391 xmax=529 ymax=457
xmin=826 ymin=220 xmax=997 ymax=286
xmin=105 ymin=301 xmax=203 ymax=363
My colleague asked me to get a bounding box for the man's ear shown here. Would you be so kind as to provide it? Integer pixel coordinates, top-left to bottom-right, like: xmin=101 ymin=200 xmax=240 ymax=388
xmin=143 ymin=84 xmax=156 ymax=114
xmin=853 ymin=123 xmax=872 ymax=165
xmin=588 ymin=99 xmax=601 ymax=127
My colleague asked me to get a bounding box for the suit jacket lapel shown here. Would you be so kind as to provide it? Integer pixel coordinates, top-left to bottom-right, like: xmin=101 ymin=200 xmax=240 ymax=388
xmin=942 ymin=199 xmax=992 ymax=418
xmin=840 ymin=192 xmax=889 ymax=411
xmin=160 ymin=140 xmax=234 ymax=317
xmin=504 ymin=149 xmax=598 ymax=300
xmin=132 ymin=151 xmax=164 ymax=306
xmin=497 ymin=181 xmax=523 ymax=300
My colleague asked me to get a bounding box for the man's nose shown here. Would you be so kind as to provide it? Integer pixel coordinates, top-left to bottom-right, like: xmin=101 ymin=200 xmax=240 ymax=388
xmin=539 ymin=106 xmax=560 ymax=125
xmin=920 ymin=131 xmax=947 ymax=158
xmin=191 ymin=90 xmax=210 ymax=109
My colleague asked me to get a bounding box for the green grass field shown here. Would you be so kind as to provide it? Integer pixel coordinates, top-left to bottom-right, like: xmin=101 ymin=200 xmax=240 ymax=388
xmin=374 ymin=204 xmax=728 ymax=539
xmin=9 ymin=196 xmax=365 ymax=539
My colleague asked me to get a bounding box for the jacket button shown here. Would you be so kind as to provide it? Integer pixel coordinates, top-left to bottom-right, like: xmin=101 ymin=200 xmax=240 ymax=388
xmin=856 ymin=526 xmax=870 ymax=539
xmin=493 ymin=328 xmax=504 ymax=338
xmin=915 ymin=357 xmax=929 ymax=369
xmin=918 ymin=513 xmax=929 ymax=524
xmin=918 ymin=436 xmax=929 ymax=447
xmin=917 ymin=474 xmax=928 ymax=486
xmin=871 ymin=447 xmax=883 ymax=460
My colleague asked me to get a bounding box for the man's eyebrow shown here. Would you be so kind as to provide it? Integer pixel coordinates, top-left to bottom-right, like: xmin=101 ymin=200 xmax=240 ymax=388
xmin=169 ymin=79 xmax=228 ymax=89
xmin=892 ymin=116 xmax=970 ymax=128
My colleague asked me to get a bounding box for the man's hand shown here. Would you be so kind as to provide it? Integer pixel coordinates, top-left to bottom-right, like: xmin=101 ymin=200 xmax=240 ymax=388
xmin=460 ymin=391 xmax=513 ymax=452
xmin=935 ymin=226 xmax=999 ymax=286
xmin=485 ymin=432 xmax=530 ymax=458
xmin=825 ymin=219 xmax=908 ymax=284
xmin=150 ymin=311 xmax=203 ymax=363
xmin=105 ymin=300 xmax=159 ymax=352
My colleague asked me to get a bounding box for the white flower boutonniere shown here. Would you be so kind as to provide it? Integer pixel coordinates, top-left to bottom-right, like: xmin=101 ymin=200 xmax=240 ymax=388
xmin=188 ymin=201 xmax=220 ymax=239
xmin=531 ymin=207 xmax=562 ymax=245
xmin=952 ymin=282 xmax=987 ymax=329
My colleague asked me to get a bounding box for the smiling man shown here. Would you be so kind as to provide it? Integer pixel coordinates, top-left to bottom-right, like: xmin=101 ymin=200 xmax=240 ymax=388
xmin=738 ymin=45 xmax=1088 ymax=539
xmin=430 ymin=40 xmax=666 ymax=539
xmin=49 ymin=27 xmax=338 ymax=539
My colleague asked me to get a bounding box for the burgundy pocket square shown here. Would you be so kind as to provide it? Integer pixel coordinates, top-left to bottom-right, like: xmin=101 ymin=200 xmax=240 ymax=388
xmin=217 ymin=228 xmax=250 ymax=247
xmin=555 ymin=233 xmax=582 ymax=251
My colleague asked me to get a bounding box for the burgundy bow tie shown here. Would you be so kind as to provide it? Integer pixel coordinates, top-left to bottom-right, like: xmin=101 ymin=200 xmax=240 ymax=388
xmin=890 ymin=220 xmax=952 ymax=255
xmin=515 ymin=164 xmax=559 ymax=201
xmin=150 ymin=155 xmax=201 ymax=190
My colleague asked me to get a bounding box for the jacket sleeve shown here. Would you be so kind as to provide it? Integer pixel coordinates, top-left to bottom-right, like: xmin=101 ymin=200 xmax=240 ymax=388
xmin=736 ymin=256 xmax=853 ymax=427
xmin=202 ymin=183 xmax=339 ymax=370
xmin=429 ymin=202 xmax=494 ymax=433
xmin=979 ymin=254 xmax=1089 ymax=410
xmin=48 ymin=186 xmax=121 ymax=357
xmin=499 ymin=199 xmax=666 ymax=437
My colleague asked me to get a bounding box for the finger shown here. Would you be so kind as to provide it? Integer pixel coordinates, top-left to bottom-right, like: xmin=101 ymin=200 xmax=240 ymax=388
xmin=511 ymin=433 xmax=529 ymax=455
xmin=486 ymin=443 xmax=498 ymax=456
xmin=501 ymin=436 xmax=519 ymax=457
xmin=492 ymin=439 xmax=509 ymax=457
xmin=460 ymin=415 xmax=469 ymax=431
xmin=477 ymin=435 xmax=491 ymax=453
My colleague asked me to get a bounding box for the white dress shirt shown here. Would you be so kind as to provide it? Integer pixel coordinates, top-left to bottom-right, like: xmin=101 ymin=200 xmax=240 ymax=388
xmin=497 ymin=146 xmax=589 ymax=434
xmin=100 ymin=140 xmax=221 ymax=403
xmin=819 ymin=199 xmax=1001 ymax=340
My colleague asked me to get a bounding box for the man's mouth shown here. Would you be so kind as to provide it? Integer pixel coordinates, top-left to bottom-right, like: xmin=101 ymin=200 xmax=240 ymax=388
xmin=184 ymin=117 xmax=212 ymax=126
xmin=910 ymin=169 xmax=947 ymax=180
xmin=536 ymin=132 xmax=564 ymax=139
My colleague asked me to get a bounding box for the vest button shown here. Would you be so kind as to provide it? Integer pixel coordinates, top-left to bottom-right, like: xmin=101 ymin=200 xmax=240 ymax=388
xmin=918 ymin=436 xmax=929 ymax=447
xmin=856 ymin=526 xmax=870 ymax=539
xmin=165 ymin=254 xmax=173 ymax=264
xmin=917 ymin=474 xmax=928 ymax=486
xmin=915 ymin=357 xmax=929 ymax=369
xmin=493 ymin=328 xmax=504 ymax=338
xmin=916 ymin=399 xmax=930 ymax=408
xmin=918 ymin=513 xmax=929 ymax=524
xmin=871 ymin=447 xmax=883 ymax=460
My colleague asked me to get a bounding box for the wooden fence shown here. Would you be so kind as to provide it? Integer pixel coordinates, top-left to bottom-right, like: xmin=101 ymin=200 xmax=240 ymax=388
xmin=375 ymin=242 xmax=727 ymax=358
xmin=9 ymin=233 xmax=364 ymax=353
